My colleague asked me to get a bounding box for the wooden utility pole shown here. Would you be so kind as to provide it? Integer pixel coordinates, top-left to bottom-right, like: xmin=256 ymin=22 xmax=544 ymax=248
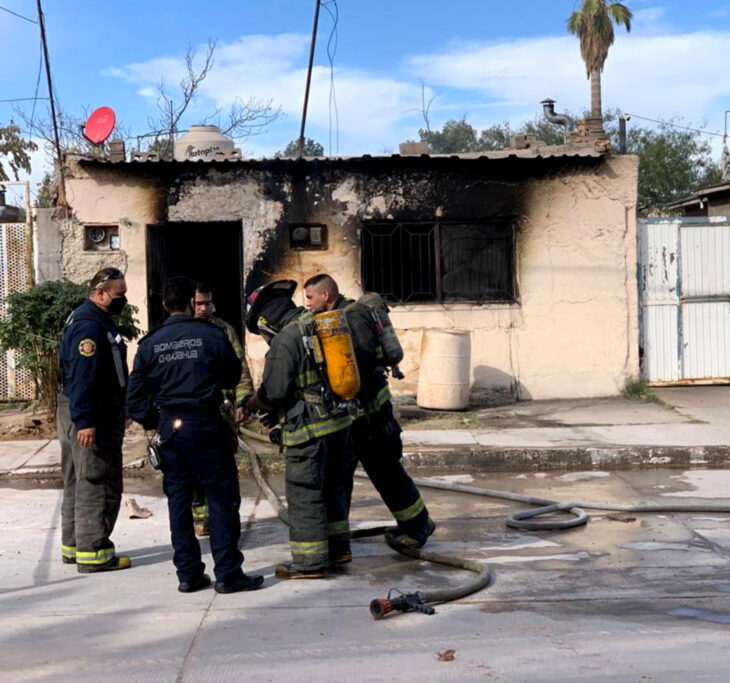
xmin=297 ymin=0 xmax=321 ymax=159
xmin=36 ymin=0 xmax=66 ymax=205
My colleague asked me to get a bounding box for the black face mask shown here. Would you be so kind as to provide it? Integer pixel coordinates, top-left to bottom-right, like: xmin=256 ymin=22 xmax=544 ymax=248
xmin=108 ymin=295 xmax=128 ymax=316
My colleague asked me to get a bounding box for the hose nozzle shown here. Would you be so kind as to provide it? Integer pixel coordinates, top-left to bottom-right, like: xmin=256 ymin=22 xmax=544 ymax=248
xmin=369 ymin=591 xmax=435 ymax=619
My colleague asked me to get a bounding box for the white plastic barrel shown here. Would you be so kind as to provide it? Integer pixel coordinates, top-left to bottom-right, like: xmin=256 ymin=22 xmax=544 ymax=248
xmin=416 ymin=329 xmax=471 ymax=410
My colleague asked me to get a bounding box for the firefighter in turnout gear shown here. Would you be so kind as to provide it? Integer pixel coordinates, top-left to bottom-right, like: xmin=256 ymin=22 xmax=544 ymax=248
xmin=190 ymin=282 xmax=255 ymax=538
xmin=244 ymin=280 xmax=352 ymax=579
xmin=127 ymin=277 xmax=263 ymax=594
xmin=57 ymin=267 xmax=131 ymax=572
xmin=304 ymin=274 xmax=435 ymax=550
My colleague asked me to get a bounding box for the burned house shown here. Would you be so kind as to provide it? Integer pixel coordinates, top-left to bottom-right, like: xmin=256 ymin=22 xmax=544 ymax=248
xmin=58 ymin=142 xmax=639 ymax=401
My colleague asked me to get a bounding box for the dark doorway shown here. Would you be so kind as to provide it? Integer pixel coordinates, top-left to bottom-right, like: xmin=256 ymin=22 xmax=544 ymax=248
xmin=146 ymin=222 xmax=243 ymax=337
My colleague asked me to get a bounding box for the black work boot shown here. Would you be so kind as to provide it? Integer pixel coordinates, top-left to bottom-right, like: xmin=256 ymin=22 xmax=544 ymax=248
xmin=178 ymin=573 xmax=212 ymax=593
xmin=275 ymin=563 xmax=326 ymax=579
xmin=77 ymin=555 xmax=132 ymax=573
xmin=214 ymin=572 xmax=264 ymax=593
xmin=329 ymin=551 xmax=352 ymax=567
xmin=385 ymin=518 xmax=436 ymax=552
xmin=194 ymin=520 xmax=210 ymax=538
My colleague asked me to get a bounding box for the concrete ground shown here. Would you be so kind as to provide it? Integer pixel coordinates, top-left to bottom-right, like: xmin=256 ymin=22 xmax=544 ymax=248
xmin=3 ymin=466 xmax=730 ymax=681
xmin=3 ymin=386 xmax=730 ymax=681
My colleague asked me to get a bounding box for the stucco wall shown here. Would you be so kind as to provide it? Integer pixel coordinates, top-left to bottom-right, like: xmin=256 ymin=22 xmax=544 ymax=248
xmin=62 ymin=154 xmax=639 ymax=401
xmin=61 ymin=161 xmax=163 ymax=352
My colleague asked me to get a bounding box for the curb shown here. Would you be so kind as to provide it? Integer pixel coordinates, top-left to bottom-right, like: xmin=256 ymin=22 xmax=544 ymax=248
xmin=401 ymin=445 xmax=730 ymax=471
xmin=5 ymin=445 xmax=730 ymax=480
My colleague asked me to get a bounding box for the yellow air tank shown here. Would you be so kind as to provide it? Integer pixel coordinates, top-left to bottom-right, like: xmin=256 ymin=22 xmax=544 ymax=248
xmin=314 ymin=309 xmax=361 ymax=400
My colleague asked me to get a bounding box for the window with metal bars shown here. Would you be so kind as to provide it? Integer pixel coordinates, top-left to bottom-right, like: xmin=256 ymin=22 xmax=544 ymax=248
xmin=361 ymin=220 xmax=517 ymax=303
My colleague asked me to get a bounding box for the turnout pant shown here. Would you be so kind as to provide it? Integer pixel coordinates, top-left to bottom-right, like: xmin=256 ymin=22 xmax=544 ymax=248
xmin=191 ymin=481 xmax=209 ymax=527
xmin=159 ymin=410 xmax=244 ymax=584
xmin=285 ymin=428 xmax=349 ymax=571
xmin=346 ymin=401 xmax=429 ymax=535
xmin=58 ymin=393 xmax=124 ymax=567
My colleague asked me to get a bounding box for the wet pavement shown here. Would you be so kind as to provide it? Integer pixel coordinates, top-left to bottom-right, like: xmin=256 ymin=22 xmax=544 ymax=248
xmin=2 ymin=466 xmax=730 ymax=681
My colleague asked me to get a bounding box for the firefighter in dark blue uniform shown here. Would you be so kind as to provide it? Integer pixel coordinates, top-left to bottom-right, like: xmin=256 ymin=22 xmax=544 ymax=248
xmin=58 ymin=267 xmax=131 ymax=572
xmin=304 ymin=274 xmax=435 ymax=550
xmin=127 ymin=276 xmax=263 ymax=594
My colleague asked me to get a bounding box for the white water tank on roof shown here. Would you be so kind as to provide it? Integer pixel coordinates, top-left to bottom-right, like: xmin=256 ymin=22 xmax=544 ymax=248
xmin=174 ymin=125 xmax=235 ymax=161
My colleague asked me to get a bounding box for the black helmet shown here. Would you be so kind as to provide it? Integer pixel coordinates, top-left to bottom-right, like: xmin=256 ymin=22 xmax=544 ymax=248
xmin=245 ymin=279 xmax=297 ymax=334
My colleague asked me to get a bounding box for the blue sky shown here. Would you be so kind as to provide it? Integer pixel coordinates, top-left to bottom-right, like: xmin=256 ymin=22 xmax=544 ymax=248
xmin=1 ymin=0 xmax=730 ymax=198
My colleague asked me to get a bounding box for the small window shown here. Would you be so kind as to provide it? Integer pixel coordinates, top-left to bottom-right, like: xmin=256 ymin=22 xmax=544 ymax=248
xmin=361 ymin=220 xmax=516 ymax=304
xmin=84 ymin=224 xmax=119 ymax=251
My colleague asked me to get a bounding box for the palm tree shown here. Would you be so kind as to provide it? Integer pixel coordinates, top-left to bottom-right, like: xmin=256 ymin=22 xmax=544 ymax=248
xmin=567 ymin=0 xmax=633 ymax=123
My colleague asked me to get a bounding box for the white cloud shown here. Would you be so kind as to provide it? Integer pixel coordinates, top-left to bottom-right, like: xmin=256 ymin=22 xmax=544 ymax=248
xmin=104 ymin=28 xmax=730 ymax=157
xmin=105 ymin=33 xmax=431 ymax=154
xmin=632 ymin=7 xmax=669 ymax=31
xmin=408 ymin=30 xmax=730 ymax=137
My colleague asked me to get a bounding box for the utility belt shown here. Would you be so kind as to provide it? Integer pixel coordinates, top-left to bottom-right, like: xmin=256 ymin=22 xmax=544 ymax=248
xmin=296 ymin=388 xmax=364 ymax=418
xmin=295 ymin=388 xmax=326 ymax=405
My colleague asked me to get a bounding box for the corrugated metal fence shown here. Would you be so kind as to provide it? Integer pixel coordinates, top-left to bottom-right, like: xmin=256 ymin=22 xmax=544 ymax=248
xmin=639 ymin=217 xmax=730 ymax=385
xmin=0 ymin=222 xmax=35 ymax=400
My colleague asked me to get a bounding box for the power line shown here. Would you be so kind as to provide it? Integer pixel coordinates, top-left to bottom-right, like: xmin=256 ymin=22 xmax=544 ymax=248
xmin=0 ymin=5 xmax=37 ymax=23
xmin=322 ymin=0 xmax=339 ymax=156
xmin=28 ymin=32 xmax=45 ymax=140
xmin=0 ymin=96 xmax=48 ymax=103
xmin=625 ymin=113 xmax=724 ymax=138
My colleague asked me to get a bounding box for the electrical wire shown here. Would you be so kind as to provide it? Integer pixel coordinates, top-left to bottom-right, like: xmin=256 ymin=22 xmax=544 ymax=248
xmin=0 ymin=97 xmax=48 ymax=103
xmin=321 ymin=0 xmax=339 ymax=155
xmin=625 ymin=113 xmax=724 ymax=138
xmin=0 ymin=5 xmax=37 ymax=23
xmin=28 ymin=32 xmax=45 ymax=141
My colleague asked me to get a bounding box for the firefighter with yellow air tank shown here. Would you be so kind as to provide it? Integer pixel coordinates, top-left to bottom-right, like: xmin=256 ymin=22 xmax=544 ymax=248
xmin=244 ymin=280 xmax=353 ymax=578
xmin=303 ymin=273 xmax=436 ymax=551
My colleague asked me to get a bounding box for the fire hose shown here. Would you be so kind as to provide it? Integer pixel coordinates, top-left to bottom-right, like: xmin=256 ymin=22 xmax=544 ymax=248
xmin=239 ymin=427 xmax=730 ymax=619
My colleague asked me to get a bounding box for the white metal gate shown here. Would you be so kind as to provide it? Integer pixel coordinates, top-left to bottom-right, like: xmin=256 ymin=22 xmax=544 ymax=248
xmin=0 ymin=222 xmax=34 ymax=400
xmin=639 ymin=217 xmax=730 ymax=384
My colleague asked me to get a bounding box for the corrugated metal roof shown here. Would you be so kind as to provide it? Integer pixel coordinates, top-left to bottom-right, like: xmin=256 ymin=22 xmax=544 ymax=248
xmin=72 ymin=143 xmax=606 ymax=167
xmin=665 ymin=181 xmax=730 ymax=209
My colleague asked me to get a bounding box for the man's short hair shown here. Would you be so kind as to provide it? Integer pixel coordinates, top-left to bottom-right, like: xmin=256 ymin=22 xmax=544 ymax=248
xmin=164 ymin=276 xmax=196 ymax=312
xmin=90 ymin=267 xmax=124 ymax=292
xmin=195 ymin=281 xmax=213 ymax=296
xmin=303 ymin=273 xmax=339 ymax=296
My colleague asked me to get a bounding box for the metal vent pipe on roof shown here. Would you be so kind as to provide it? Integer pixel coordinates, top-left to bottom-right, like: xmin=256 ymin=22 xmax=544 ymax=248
xmin=541 ymin=99 xmax=576 ymax=133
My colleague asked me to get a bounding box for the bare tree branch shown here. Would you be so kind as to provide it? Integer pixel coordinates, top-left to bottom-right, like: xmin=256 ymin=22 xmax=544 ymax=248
xmin=13 ymin=104 xmax=133 ymax=159
xmin=419 ymin=78 xmax=436 ymax=133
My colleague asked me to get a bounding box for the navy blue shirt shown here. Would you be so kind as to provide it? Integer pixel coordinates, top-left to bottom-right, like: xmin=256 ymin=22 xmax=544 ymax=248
xmin=126 ymin=313 xmax=241 ymax=427
xmin=59 ymin=298 xmax=128 ymax=430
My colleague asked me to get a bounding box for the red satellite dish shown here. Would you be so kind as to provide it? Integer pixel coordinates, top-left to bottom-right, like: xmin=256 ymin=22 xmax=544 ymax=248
xmin=83 ymin=106 xmax=116 ymax=145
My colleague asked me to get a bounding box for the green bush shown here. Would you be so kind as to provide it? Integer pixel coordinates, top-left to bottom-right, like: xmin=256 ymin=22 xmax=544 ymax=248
xmin=0 ymin=279 xmax=140 ymax=417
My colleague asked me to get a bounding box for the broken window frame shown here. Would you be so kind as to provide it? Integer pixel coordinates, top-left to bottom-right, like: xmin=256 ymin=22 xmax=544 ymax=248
xmin=360 ymin=219 xmax=518 ymax=304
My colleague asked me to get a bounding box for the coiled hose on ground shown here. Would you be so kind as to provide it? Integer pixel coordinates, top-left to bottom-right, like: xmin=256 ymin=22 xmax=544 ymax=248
xmin=239 ymin=428 xmax=730 ymax=619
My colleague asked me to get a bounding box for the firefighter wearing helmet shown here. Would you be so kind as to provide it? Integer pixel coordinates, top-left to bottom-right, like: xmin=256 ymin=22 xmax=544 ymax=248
xmin=244 ymin=280 xmax=352 ymax=578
